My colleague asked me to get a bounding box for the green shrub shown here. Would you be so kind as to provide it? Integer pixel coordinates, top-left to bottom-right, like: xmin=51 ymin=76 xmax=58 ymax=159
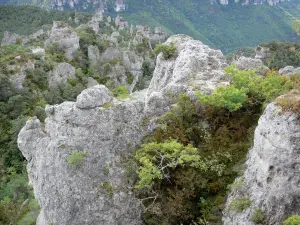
xmin=284 ymin=215 xmax=300 ymax=225
xmin=154 ymin=44 xmax=177 ymax=59
xmin=198 ymin=86 xmax=248 ymax=112
xmin=250 ymin=208 xmax=266 ymax=224
xmin=135 ymin=140 xmax=226 ymax=189
xmin=112 ymin=86 xmax=129 ymax=100
xmin=229 ymin=198 xmax=251 ymax=213
xmin=197 ymin=65 xmax=294 ymax=112
xmin=67 ymin=151 xmax=87 ymax=168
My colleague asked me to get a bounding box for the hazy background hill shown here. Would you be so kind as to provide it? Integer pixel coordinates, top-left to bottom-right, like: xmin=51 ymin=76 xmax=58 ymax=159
xmin=1 ymin=0 xmax=300 ymax=53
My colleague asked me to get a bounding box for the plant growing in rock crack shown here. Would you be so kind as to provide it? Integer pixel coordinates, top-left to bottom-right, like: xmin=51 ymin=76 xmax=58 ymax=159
xmin=154 ymin=44 xmax=177 ymax=59
xmin=67 ymin=151 xmax=87 ymax=168
xmin=228 ymin=198 xmax=251 ymax=213
xmin=112 ymin=85 xmax=129 ymax=100
xmin=251 ymin=208 xmax=266 ymax=224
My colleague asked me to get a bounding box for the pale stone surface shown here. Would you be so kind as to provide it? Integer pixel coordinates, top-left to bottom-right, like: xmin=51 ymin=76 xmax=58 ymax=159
xmin=279 ymin=66 xmax=300 ymax=76
xmin=9 ymin=61 xmax=35 ymax=89
xmin=48 ymin=62 xmax=76 ymax=88
xmin=223 ymin=97 xmax=300 ymax=225
xmin=18 ymin=34 xmax=229 ymax=225
xmin=76 ymin=85 xmax=112 ymax=109
xmin=44 ymin=21 xmax=80 ymax=60
xmin=236 ymin=56 xmax=270 ymax=75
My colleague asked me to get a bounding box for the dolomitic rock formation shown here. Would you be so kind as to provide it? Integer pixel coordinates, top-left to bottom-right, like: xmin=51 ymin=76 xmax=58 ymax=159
xmin=236 ymin=56 xmax=270 ymax=75
xmin=44 ymin=21 xmax=80 ymax=60
xmin=18 ymin=35 xmax=228 ymax=225
xmin=279 ymin=66 xmax=300 ymax=76
xmin=48 ymin=62 xmax=76 ymax=88
xmin=223 ymin=94 xmax=300 ymax=225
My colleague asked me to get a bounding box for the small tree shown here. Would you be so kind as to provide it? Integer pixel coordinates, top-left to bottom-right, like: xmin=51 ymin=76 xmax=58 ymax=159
xmin=154 ymin=44 xmax=177 ymax=59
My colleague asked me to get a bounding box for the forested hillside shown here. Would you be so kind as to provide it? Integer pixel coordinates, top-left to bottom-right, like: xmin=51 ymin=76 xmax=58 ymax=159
xmin=120 ymin=0 xmax=300 ymax=53
xmin=2 ymin=0 xmax=300 ymax=53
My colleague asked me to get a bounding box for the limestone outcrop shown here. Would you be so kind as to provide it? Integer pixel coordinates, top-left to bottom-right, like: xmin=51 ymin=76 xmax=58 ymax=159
xmin=44 ymin=21 xmax=80 ymax=60
xmin=279 ymin=66 xmax=300 ymax=76
xmin=48 ymin=62 xmax=76 ymax=88
xmin=18 ymin=35 xmax=228 ymax=225
xmin=236 ymin=56 xmax=270 ymax=75
xmin=223 ymin=94 xmax=300 ymax=225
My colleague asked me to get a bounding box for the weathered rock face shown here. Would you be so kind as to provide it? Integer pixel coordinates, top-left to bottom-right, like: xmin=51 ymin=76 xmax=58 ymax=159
xmin=44 ymin=21 xmax=80 ymax=60
xmin=279 ymin=66 xmax=300 ymax=76
xmin=236 ymin=56 xmax=270 ymax=75
xmin=223 ymin=96 xmax=300 ymax=225
xmin=48 ymin=62 xmax=76 ymax=88
xmin=148 ymin=34 xmax=227 ymax=95
xmin=18 ymin=35 xmax=228 ymax=225
xmin=9 ymin=61 xmax=35 ymax=89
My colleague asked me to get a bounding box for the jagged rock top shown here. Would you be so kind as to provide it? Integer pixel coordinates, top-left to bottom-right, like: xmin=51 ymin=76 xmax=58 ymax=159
xmin=17 ymin=34 xmax=229 ymax=225
xmin=76 ymin=85 xmax=112 ymax=109
xmin=148 ymin=34 xmax=227 ymax=96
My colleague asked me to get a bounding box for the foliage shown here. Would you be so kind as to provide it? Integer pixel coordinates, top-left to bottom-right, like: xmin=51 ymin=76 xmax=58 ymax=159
xmin=0 ymin=5 xmax=91 ymax=40
xmin=228 ymin=198 xmax=251 ymax=213
xmin=121 ymin=0 xmax=300 ymax=53
xmin=260 ymin=41 xmax=300 ymax=69
xmin=135 ymin=93 xmax=259 ymax=224
xmin=135 ymin=140 xmax=224 ymax=189
xmin=67 ymin=151 xmax=87 ymax=168
xmin=250 ymin=208 xmax=266 ymax=224
xmin=197 ymin=65 xmax=293 ymax=112
xmin=275 ymin=89 xmax=300 ymax=114
xmin=199 ymin=86 xmax=248 ymax=112
xmin=154 ymin=44 xmax=177 ymax=59
xmin=293 ymin=20 xmax=300 ymax=36
xmin=284 ymin=215 xmax=300 ymax=225
xmin=112 ymin=86 xmax=129 ymax=100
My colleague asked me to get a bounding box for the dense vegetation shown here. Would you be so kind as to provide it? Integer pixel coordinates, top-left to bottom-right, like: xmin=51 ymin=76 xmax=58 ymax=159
xmin=120 ymin=0 xmax=300 ymax=53
xmin=0 ymin=5 xmax=92 ymax=40
xmin=260 ymin=41 xmax=300 ymax=69
xmin=131 ymin=66 xmax=299 ymax=225
xmin=1 ymin=2 xmax=300 ymax=53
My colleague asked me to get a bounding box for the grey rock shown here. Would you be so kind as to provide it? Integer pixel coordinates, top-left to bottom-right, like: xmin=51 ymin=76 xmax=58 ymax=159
xmin=76 ymin=85 xmax=112 ymax=109
xmin=88 ymin=9 xmax=104 ymax=33
xmin=279 ymin=66 xmax=300 ymax=76
xmin=18 ymin=34 xmax=228 ymax=225
xmin=148 ymin=34 xmax=227 ymax=95
xmin=255 ymin=46 xmax=272 ymax=60
xmin=223 ymin=97 xmax=300 ymax=225
xmin=1 ymin=31 xmax=22 ymax=45
xmin=48 ymin=62 xmax=76 ymax=88
xmin=9 ymin=61 xmax=35 ymax=89
xmin=236 ymin=56 xmax=270 ymax=75
xmin=87 ymin=77 xmax=99 ymax=88
xmin=44 ymin=21 xmax=80 ymax=60
xmin=88 ymin=45 xmax=100 ymax=65
xmin=101 ymin=47 xmax=122 ymax=62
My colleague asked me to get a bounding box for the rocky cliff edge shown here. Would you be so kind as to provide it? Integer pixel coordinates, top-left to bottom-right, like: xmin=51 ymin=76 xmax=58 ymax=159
xmin=17 ymin=34 xmax=227 ymax=225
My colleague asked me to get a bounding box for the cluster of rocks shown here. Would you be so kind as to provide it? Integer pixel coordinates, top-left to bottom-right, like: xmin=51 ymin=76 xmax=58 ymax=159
xmin=18 ymin=34 xmax=231 ymax=225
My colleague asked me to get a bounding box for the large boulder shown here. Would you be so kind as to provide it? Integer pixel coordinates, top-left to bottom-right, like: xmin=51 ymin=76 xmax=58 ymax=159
xmin=223 ymin=93 xmax=300 ymax=225
xmin=236 ymin=56 xmax=270 ymax=75
xmin=76 ymin=85 xmax=112 ymax=109
xmin=279 ymin=66 xmax=300 ymax=76
xmin=18 ymin=35 xmax=228 ymax=225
